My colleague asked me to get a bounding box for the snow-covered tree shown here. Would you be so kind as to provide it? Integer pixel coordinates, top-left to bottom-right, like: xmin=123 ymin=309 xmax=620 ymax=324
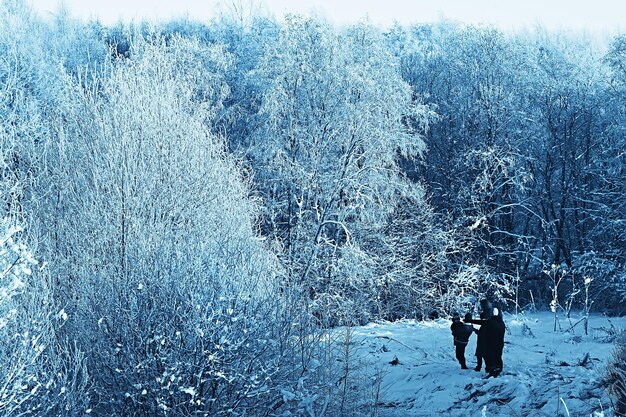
xmin=248 ymin=17 xmax=434 ymax=322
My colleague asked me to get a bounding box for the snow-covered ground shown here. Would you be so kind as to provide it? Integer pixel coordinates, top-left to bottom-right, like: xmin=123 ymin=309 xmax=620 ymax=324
xmin=352 ymin=312 xmax=624 ymax=417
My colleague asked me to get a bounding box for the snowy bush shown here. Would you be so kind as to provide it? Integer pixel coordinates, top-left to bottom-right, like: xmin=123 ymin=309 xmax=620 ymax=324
xmin=505 ymin=313 xmax=536 ymax=338
xmin=570 ymin=253 xmax=623 ymax=315
xmin=0 ymin=220 xmax=33 ymax=298
xmin=0 ymin=220 xmax=91 ymax=416
xmin=605 ymin=331 xmax=626 ymax=416
xmin=35 ymin=35 xmax=282 ymax=416
xmin=0 ymin=220 xmax=37 ymax=415
xmin=0 ymin=4 xmax=95 ymax=413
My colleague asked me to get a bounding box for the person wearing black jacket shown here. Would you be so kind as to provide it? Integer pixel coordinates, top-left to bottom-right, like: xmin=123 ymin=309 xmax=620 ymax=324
xmin=465 ymin=300 xmax=506 ymax=377
xmin=471 ymin=310 xmax=489 ymax=372
xmin=450 ymin=312 xmax=473 ymax=369
xmin=488 ymin=308 xmax=506 ymax=376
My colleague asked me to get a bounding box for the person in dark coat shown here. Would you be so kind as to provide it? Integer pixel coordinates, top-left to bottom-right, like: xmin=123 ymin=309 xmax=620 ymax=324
xmin=450 ymin=312 xmax=473 ymax=369
xmin=470 ymin=311 xmax=488 ymax=372
xmin=487 ymin=308 xmax=505 ymax=376
xmin=466 ymin=300 xmax=492 ymax=371
xmin=465 ymin=300 xmax=506 ymax=377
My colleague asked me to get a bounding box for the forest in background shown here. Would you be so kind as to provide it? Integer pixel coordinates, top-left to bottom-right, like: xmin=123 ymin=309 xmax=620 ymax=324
xmin=1 ymin=0 xmax=625 ymax=415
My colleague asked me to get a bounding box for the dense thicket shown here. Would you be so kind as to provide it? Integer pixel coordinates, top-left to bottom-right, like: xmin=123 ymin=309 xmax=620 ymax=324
xmin=393 ymin=26 xmax=626 ymax=314
xmin=210 ymin=19 xmax=626 ymax=317
xmin=1 ymin=1 xmax=625 ymax=415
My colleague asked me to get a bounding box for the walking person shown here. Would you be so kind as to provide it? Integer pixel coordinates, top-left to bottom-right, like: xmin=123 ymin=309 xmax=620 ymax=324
xmin=450 ymin=312 xmax=473 ymax=369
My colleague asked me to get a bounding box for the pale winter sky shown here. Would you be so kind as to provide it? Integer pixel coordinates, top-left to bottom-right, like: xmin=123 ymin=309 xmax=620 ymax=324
xmin=30 ymin=0 xmax=625 ymax=34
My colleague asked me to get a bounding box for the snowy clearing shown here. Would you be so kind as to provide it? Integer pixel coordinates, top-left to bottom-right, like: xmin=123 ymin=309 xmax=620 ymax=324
xmin=352 ymin=312 xmax=624 ymax=417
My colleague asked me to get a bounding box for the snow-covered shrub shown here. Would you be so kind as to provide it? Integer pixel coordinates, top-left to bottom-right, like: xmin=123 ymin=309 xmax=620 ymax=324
xmin=35 ymin=35 xmax=284 ymax=416
xmin=505 ymin=313 xmax=536 ymax=338
xmin=22 ymin=33 xmax=371 ymax=417
xmin=273 ymin=322 xmax=382 ymax=417
xmin=570 ymin=253 xmax=623 ymax=316
xmin=0 ymin=220 xmax=38 ymax=414
xmin=362 ymin=189 xmax=453 ymax=321
xmin=0 ymin=220 xmax=91 ymax=416
xmin=367 ymin=185 xmax=515 ymax=319
xmin=605 ymin=331 xmax=626 ymax=416
xmin=0 ymin=4 xmax=96 ymax=413
xmin=0 ymin=220 xmax=33 ymax=296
